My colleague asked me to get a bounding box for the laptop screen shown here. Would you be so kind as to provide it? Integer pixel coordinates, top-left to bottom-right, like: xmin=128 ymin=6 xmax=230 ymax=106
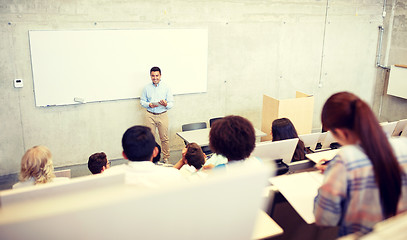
xmin=251 ymin=138 xmax=299 ymax=164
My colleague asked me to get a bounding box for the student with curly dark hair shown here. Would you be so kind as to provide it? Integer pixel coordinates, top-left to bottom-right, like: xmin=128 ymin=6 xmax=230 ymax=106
xmin=209 ymin=115 xmax=257 ymax=166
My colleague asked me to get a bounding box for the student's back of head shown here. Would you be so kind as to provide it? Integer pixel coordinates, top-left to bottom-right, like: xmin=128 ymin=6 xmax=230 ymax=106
xmin=185 ymin=143 xmax=205 ymax=170
xmin=19 ymin=145 xmax=55 ymax=184
xmin=271 ymin=117 xmax=306 ymax=161
xmin=322 ymin=91 xmax=401 ymax=219
xmin=209 ymin=115 xmax=255 ymax=161
xmin=152 ymin=142 xmax=162 ymax=164
xmin=88 ymin=152 xmax=109 ymax=174
xmin=122 ymin=125 xmax=156 ymax=161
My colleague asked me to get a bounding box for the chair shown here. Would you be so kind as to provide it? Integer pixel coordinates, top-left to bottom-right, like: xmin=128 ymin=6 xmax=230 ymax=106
xmin=181 ymin=122 xmax=212 ymax=155
xmin=181 ymin=122 xmax=207 ymax=132
xmin=209 ymin=117 xmax=223 ymax=127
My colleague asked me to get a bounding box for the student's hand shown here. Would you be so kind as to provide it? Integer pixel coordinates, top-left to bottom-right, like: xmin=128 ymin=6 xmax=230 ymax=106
xmin=173 ymin=158 xmax=186 ymax=170
xmin=159 ymin=99 xmax=167 ymax=107
xmin=149 ymin=103 xmax=158 ymax=108
xmin=315 ymin=159 xmax=328 ymax=173
xmin=202 ymin=164 xmax=215 ymax=171
xmin=182 ymin=147 xmax=187 ymax=158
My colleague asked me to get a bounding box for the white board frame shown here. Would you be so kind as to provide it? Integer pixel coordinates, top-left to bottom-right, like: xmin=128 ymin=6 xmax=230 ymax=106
xmin=29 ymin=29 xmax=208 ymax=107
xmin=387 ymin=65 xmax=407 ymax=99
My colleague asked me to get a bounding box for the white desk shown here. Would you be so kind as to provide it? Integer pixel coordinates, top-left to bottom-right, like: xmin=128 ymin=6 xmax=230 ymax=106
xmin=268 ymin=149 xmax=340 ymax=224
xmin=176 ymin=128 xmax=267 ymax=147
xmin=0 ymin=161 xmax=274 ymax=240
xmin=252 ymin=210 xmax=283 ymax=239
xmin=269 ymin=171 xmax=323 ymax=224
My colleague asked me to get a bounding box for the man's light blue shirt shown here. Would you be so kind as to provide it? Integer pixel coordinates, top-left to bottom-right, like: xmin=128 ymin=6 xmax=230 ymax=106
xmin=140 ymin=82 xmax=174 ymax=114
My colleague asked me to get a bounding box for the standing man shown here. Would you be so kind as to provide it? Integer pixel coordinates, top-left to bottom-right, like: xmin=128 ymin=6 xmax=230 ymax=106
xmin=140 ymin=66 xmax=174 ymax=164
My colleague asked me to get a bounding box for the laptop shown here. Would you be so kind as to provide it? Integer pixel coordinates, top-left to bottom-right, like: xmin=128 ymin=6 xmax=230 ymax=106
xmin=381 ymin=121 xmax=398 ymax=137
xmin=320 ymin=131 xmax=339 ymax=149
xmin=251 ymin=138 xmax=299 ymax=164
xmin=392 ymin=119 xmax=407 ymax=136
xmin=299 ymin=132 xmax=321 ymax=151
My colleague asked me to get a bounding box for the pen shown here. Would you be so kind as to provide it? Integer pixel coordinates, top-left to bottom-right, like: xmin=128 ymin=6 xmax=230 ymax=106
xmin=321 ymin=160 xmax=331 ymax=165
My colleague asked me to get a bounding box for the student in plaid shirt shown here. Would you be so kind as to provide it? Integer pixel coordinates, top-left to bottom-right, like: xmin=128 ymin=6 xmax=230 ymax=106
xmin=314 ymin=92 xmax=407 ymax=237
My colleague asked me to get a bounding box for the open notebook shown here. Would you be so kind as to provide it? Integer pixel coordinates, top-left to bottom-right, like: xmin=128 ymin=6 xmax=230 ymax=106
xmin=306 ymin=149 xmax=340 ymax=164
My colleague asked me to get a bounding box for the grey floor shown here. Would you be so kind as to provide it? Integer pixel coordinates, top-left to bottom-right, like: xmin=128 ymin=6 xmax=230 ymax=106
xmin=0 ymin=149 xmax=182 ymax=191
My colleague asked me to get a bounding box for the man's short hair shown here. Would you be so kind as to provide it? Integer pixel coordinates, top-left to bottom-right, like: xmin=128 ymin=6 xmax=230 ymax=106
xmin=209 ymin=115 xmax=255 ymax=161
xmin=150 ymin=66 xmax=161 ymax=74
xmin=122 ymin=125 xmax=156 ymax=161
xmin=152 ymin=142 xmax=161 ymax=164
xmin=185 ymin=143 xmax=205 ymax=170
xmin=88 ymin=152 xmax=107 ymax=174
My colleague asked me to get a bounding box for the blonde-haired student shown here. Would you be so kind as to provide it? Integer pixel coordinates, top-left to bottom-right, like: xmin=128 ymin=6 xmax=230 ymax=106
xmin=13 ymin=146 xmax=68 ymax=189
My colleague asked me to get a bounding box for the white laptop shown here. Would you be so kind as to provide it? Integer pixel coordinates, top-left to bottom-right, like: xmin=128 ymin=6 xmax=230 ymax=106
xmin=251 ymin=138 xmax=299 ymax=164
xmin=299 ymin=132 xmax=321 ymax=151
xmin=320 ymin=131 xmax=338 ymax=149
xmin=380 ymin=121 xmax=398 ymax=137
xmin=316 ymin=132 xmax=327 ymax=147
xmin=392 ymin=119 xmax=407 ymax=136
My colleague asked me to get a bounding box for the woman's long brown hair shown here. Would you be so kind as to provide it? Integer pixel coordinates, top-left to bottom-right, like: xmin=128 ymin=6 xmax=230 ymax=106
xmin=321 ymin=92 xmax=401 ymax=219
xmin=272 ymin=118 xmax=306 ymax=161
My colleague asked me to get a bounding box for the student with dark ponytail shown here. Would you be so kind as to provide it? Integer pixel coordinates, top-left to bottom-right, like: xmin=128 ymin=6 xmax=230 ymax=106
xmin=314 ymin=92 xmax=407 ymax=236
xmin=271 ymin=118 xmax=308 ymax=162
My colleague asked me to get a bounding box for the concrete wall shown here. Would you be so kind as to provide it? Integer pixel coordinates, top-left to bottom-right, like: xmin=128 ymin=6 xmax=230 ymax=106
xmin=0 ymin=0 xmax=386 ymax=176
xmin=373 ymin=0 xmax=407 ymax=122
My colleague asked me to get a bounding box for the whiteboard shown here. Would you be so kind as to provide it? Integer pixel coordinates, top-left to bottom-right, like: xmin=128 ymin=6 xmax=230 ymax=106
xmin=387 ymin=65 xmax=407 ymax=99
xmin=29 ymin=29 xmax=208 ymax=107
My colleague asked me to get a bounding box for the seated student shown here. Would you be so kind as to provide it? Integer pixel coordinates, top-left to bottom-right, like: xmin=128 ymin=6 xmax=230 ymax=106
xmin=271 ymin=117 xmax=309 ymax=162
xmin=202 ymin=154 xmax=228 ymax=169
xmin=208 ymin=115 xmax=260 ymax=168
xmin=173 ymin=143 xmax=207 ymax=178
xmin=104 ymin=125 xmax=184 ymax=188
xmin=313 ymin=92 xmax=407 ymax=237
xmin=13 ymin=146 xmax=68 ymax=189
xmin=88 ymin=152 xmax=110 ymax=174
